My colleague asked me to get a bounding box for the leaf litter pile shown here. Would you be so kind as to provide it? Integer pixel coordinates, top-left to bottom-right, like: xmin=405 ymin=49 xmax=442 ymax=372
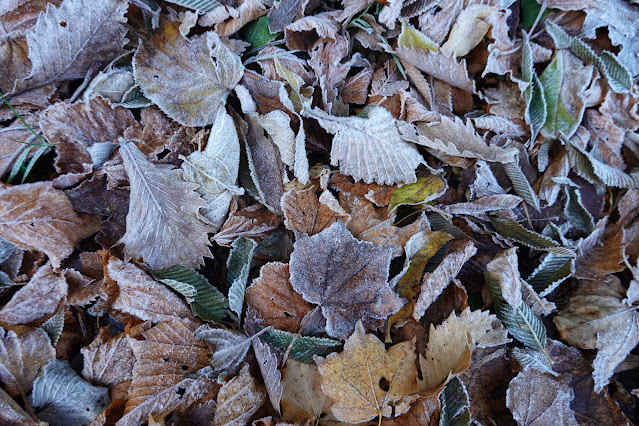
xmin=1 ymin=0 xmax=639 ymax=424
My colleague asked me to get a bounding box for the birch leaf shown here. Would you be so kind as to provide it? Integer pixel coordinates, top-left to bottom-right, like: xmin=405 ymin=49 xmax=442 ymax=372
xmin=13 ymin=0 xmax=128 ymax=95
xmin=0 ymin=182 xmax=99 ymax=268
xmin=30 ymin=360 xmax=110 ymax=426
xmin=315 ymin=321 xmax=418 ymax=423
xmin=506 ymin=368 xmax=578 ymax=426
xmin=303 ymin=106 xmax=423 ymax=185
xmin=181 ymin=108 xmax=242 ymax=231
xmin=289 ymin=222 xmax=404 ymax=339
xmin=0 ymin=327 xmax=55 ymax=397
xmin=133 ymin=21 xmax=244 ymax=126
xmin=119 ymin=140 xmax=211 ymax=270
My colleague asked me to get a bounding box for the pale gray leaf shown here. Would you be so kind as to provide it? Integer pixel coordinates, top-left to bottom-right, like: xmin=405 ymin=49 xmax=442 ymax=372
xmin=195 ymin=325 xmax=251 ymax=375
xmin=166 ymin=0 xmax=222 ymax=13
xmin=395 ymin=47 xmax=475 ymax=93
xmin=119 ymin=140 xmax=211 ymax=270
xmin=252 ymin=337 xmax=283 ymax=414
xmin=30 ymin=360 xmax=110 ymax=426
xmin=512 ymin=348 xmax=558 ymax=377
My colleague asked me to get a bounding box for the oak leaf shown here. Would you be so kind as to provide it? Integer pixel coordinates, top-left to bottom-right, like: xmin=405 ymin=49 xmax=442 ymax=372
xmin=289 ymin=221 xmax=404 ymax=339
xmin=133 ymin=21 xmax=244 ymax=127
xmin=118 ymin=140 xmax=211 ymax=270
xmin=315 ymin=321 xmax=418 ymax=423
xmin=0 ymin=182 xmax=99 ymax=268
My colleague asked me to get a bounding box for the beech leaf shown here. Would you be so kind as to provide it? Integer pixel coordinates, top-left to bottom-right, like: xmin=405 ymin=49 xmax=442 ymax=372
xmin=289 ymin=221 xmax=404 ymax=339
xmin=133 ymin=21 xmax=244 ymax=126
xmin=81 ymin=331 xmax=135 ymax=386
xmin=226 ymin=236 xmax=257 ymax=321
xmin=119 ymin=140 xmax=212 ymax=270
xmin=213 ymin=364 xmax=266 ymax=426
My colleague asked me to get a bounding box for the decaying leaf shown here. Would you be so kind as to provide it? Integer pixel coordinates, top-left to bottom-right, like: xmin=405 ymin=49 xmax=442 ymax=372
xmin=0 ymin=327 xmax=55 ymax=397
xmin=316 ymin=321 xmax=418 ymax=423
xmin=280 ymin=360 xmax=334 ymax=424
xmin=213 ymin=364 xmax=266 ymax=426
xmin=0 ymin=182 xmax=99 ymax=268
xmin=119 ymin=140 xmax=212 ymax=270
xmin=251 ymin=337 xmax=282 ymax=413
xmin=133 ymin=21 xmax=244 ymax=127
xmin=195 ymin=325 xmax=252 ymax=375
xmin=81 ymin=330 xmax=135 ymax=386
xmin=289 ymin=222 xmax=404 ymax=338
xmin=281 ymin=187 xmax=348 ymax=236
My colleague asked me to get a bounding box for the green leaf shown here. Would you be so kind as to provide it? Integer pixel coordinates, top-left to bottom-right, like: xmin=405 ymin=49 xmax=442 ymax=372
xmin=439 ymin=376 xmax=471 ymax=426
xmin=567 ymin=141 xmax=639 ymax=189
xmin=487 ymin=273 xmax=547 ymax=351
xmin=30 ymin=360 xmax=110 ymax=426
xmin=503 ymin=161 xmax=540 ymax=212
xmin=525 ymin=74 xmax=547 ymax=143
xmin=165 ymin=0 xmax=222 ymax=13
xmin=227 ymin=237 xmax=257 ymax=321
xmin=243 ymin=17 xmax=279 ymax=50
xmin=526 ymin=252 xmax=574 ymax=297
xmin=599 ymin=51 xmax=633 ymax=94
xmin=553 ymin=178 xmax=595 ymax=233
xmin=490 ymin=216 xmax=575 ymax=256
xmin=512 ymin=347 xmax=557 ymax=376
xmin=41 ymin=309 xmax=65 ymax=347
xmin=389 ymin=175 xmax=447 ymax=212
xmin=152 ymin=265 xmax=228 ymax=321
xmin=259 ymin=328 xmax=342 ymax=364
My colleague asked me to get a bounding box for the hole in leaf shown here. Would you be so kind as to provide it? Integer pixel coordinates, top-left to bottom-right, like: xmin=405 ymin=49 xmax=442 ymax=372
xmin=378 ymin=377 xmax=390 ymax=391
xmin=176 ymin=387 xmax=186 ymax=397
xmin=181 ymin=364 xmax=188 ymax=371
xmin=162 ymin=357 xmax=170 ymax=362
xmin=283 ymin=311 xmax=293 ymax=317
xmin=156 ymin=148 xmax=170 ymax=160
xmin=59 ymin=21 xmax=67 ymax=27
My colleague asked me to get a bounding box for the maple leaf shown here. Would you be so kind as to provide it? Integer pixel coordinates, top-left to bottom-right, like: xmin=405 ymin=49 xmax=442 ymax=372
xmin=0 ymin=182 xmax=99 ymax=268
xmin=289 ymin=221 xmax=404 ymax=339
xmin=315 ymin=321 xmax=418 ymax=423
xmin=303 ymin=106 xmax=423 ymax=185
xmin=133 ymin=20 xmax=244 ymax=127
xmin=118 ymin=140 xmax=211 ymax=270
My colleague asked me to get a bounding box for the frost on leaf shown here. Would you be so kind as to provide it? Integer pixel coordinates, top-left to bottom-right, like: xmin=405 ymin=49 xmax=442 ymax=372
xmin=0 ymin=327 xmax=55 ymax=397
xmin=108 ymin=257 xmax=197 ymax=323
xmin=289 ymin=222 xmax=404 ymax=339
xmin=280 ymin=360 xmax=335 ymax=424
xmin=181 ymin=108 xmax=242 ymax=231
xmin=213 ymin=364 xmax=266 ymax=426
xmin=506 ymin=368 xmax=578 ymax=426
xmin=81 ymin=330 xmax=135 ymax=386
xmin=304 ymin=106 xmax=423 ymax=185
xmin=118 ymin=140 xmax=211 ymax=270
xmin=315 ymin=321 xmax=418 ymax=423
xmin=0 ymin=263 xmax=67 ymax=325
xmin=30 ymin=359 xmax=110 ymax=426
xmin=252 ymin=337 xmax=282 ymax=413
xmin=133 ymin=21 xmax=244 ymax=127
xmin=0 ymin=182 xmax=99 ymax=268
xmin=281 ymin=187 xmax=348 ymax=236
xmin=119 ymin=320 xmax=213 ymax=426
xmin=195 ymin=325 xmax=252 ymax=375
xmin=12 ymin=0 xmax=128 ymax=96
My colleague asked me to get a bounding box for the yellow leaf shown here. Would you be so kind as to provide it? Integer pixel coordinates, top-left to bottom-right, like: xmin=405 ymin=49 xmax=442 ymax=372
xmin=389 ymin=175 xmax=447 ymax=213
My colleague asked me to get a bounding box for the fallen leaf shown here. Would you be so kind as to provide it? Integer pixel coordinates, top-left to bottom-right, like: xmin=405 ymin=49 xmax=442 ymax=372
xmin=316 ymin=321 xmax=418 ymax=423
xmin=281 ymin=187 xmax=348 ymax=235
xmin=212 ymin=199 xmax=280 ymax=247
xmin=0 ymin=387 xmax=36 ymax=425
xmin=0 ymin=182 xmax=100 ymax=268
xmin=506 ymin=368 xmax=578 ymax=425
xmin=118 ymin=140 xmax=212 ymax=270
xmin=280 ymin=360 xmax=334 ymax=424
xmin=133 ymin=21 xmax=244 ymax=127
xmin=252 ymin=337 xmax=282 ymax=413
xmin=81 ymin=330 xmax=135 ymax=386
xmin=289 ymin=221 xmax=404 ymax=338
xmin=195 ymin=325 xmax=252 ymax=375
xmin=0 ymin=263 xmax=67 ymax=325
xmin=213 ymin=364 xmax=266 ymax=426
xmin=0 ymin=326 xmax=55 ymax=397
xmin=245 ymin=262 xmax=313 ymax=332
xmin=30 ymin=359 xmax=110 ymax=426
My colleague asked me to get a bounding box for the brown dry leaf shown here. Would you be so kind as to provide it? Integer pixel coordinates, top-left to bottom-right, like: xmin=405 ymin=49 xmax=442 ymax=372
xmin=284 ymin=12 xmax=340 ymax=50
xmin=315 ymin=321 xmax=418 ymax=423
xmin=213 ymin=364 xmax=266 ymax=426
xmin=413 ymin=240 xmax=477 ymax=321
xmin=506 ymin=368 xmax=578 ymax=425
xmin=574 ymin=220 xmax=626 ymax=280
xmin=118 ymin=140 xmax=212 ymax=270
xmin=215 ymin=0 xmax=268 ymax=37
xmin=280 ymin=359 xmax=334 ymax=424
xmin=0 ymin=182 xmax=100 ymax=268
xmin=329 ymin=172 xmax=396 ymax=206
xmin=396 ymin=48 xmax=476 ymax=93
xmin=0 ymin=326 xmax=55 ymax=397
xmin=118 ymin=319 xmax=213 ymax=426
xmin=339 ymin=193 xmax=426 ymax=257
xmin=212 ymin=200 xmax=280 ymax=246
xmin=81 ymin=329 xmax=135 ymax=386
xmin=40 ymin=96 xmax=137 ymax=175
xmin=251 ymin=337 xmax=282 ymax=414
xmin=245 ymin=262 xmax=313 ymax=332
xmin=289 ymin=221 xmax=404 ymax=339
xmin=133 ymin=20 xmax=244 ymax=127
xmin=0 ymin=263 xmax=66 ymax=325
xmin=281 ymin=187 xmax=348 ymax=236
xmin=417 ymin=308 xmax=510 ymax=395
xmin=107 ymin=257 xmax=197 ymax=324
